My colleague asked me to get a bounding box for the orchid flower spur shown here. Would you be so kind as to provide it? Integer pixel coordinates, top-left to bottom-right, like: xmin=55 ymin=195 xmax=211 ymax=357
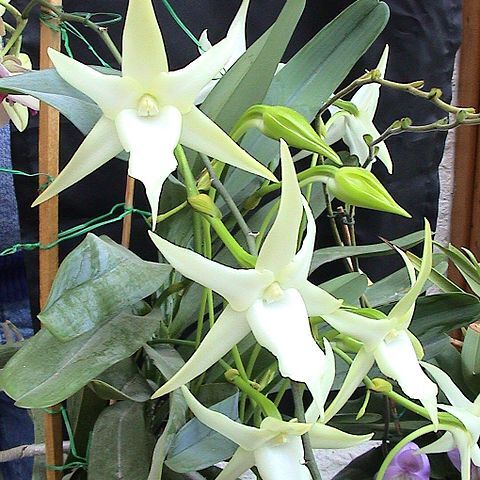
xmin=180 ymin=386 xmax=373 ymax=480
xmin=325 ymin=45 xmax=393 ymax=173
xmin=0 ymin=55 xmax=39 ymax=132
xmin=150 ymin=140 xmax=342 ymax=415
xmin=317 ymin=220 xmax=438 ymax=426
xmin=31 ymin=0 xmax=275 ymax=227
xmin=420 ymin=363 xmax=480 ymax=480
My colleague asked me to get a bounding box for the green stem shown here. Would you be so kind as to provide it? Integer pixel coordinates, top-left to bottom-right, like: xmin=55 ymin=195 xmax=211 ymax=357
xmin=291 ymin=381 xmax=322 ymax=480
xmin=0 ymin=0 xmax=21 ymax=18
xmin=0 ymin=17 xmax=27 ymax=56
xmin=148 ymin=338 xmax=196 ymax=347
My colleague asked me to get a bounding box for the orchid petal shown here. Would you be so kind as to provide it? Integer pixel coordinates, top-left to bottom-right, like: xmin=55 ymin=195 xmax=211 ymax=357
xmin=260 ymin=417 xmax=310 ymax=437
xmin=257 ymin=141 xmax=303 ymax=274
xmin=3 ymin=101 xmax=28 ymax=132
xmin=361 ymin=121 xmax=393 ymax=173
xmin=309 ymin=424 xmax=373 ymax=449
xmin=322 ymin=309 xmax=395 ymax=350
xmin=198 ymin=30 xmax=213 ymax=52
xmin=325 ymin=112 xmax=347 ymax=145
xmin=471 ymin=445 xmax=480 ymax=467
xmin=454 ymin=430 xmax=474 ymax=480
xmin=48 ymin=49 xmax=138 ymax=118
xmin=122 ymin=0 xmax=168 ymax=83
xmin=181 ymin=386 xmax=274 ymax=450
xmin=343 ymin=119 xmax=370 ymax=164
xmin=421 ymin=362 xmax=473 ymax=410
xmin=32 ymin=117 xmax=122 ymax=206
xmin=389 ymin=219 xmax=432 ymax=327
xmin=323 ymin=348 xmax=375 ymax=423
xmin=115 ymin=106 xmax=181 ymax=228
xmin=421 ymin=431 xmax=456 ymax=455
xmin=8 ymin=94 xmax=39 ymax=111
xmin=351 ymin=45 xmax=389 ymax=120
xmin=216 ymin=448 xmax=255 ymax=480
xmin=180 ymin=106 xmax=276 ymax=182
xmin=255 ymin=437 xmax=311 ymax=480
xmin=152 ymin=306 xmax=250 ymax=398
xmin=440 ymin=406 xmax=480 ymax=441
xmin=295 ymin=281 xmax=343 ymax=317
xmin=374 ymin=331 xmax=438 ymax=427
xmin=149 ymin=232 xmax=272 ymax=311
xmin=246 ymin=289 xmax=329 ymax=416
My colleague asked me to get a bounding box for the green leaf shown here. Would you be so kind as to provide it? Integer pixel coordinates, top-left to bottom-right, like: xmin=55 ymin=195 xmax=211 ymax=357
xmin=39 ymin=234 xmax=171 ymax=340
xmin=165 ymin=392 xmax=240 ymax=473
xmin=90 ymin=357 xmax=153 ymax=402
xmin=0 ymin=69 xmax=100 ymax=135
xmin=310 ymin=230 xmax=424 ymax=272
xmin=88 ymin=401 xmax=154 ymax=480
xmin=320 ymin=272 xmax=368 ymax=305
xmin=0 ymin=344 xmax=21 ymax=368
xmin=0 ymin=311 xmax=159 ymax=408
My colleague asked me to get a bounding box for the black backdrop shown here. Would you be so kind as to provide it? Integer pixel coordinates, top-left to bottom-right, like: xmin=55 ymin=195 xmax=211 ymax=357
xmin=9 ymin=0 xmax=462 ymax=321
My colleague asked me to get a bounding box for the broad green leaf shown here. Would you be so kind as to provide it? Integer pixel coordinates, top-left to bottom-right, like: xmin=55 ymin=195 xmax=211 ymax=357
xmin=90 ymin=357 xmax=153 ymax=402
xmin=0 ymin=311 xmax=159 ymax=408
xmin=320 ymin=272 xmax=368 ymax=305
xmin=310 ymin=230 xmax=424 ymax=272
xmin=39 ymin=234 xmax=171 ymax=340
xmin=0 ymin=69 xmax=100 ymax=135
xmin=88 ymin=401 xmax=154 ymax=480
xmin=224 ymin=0 xmax=390 ymax=205
xmin=0 ymin=344 xmax=21 ymax=368
xmin=165 ymin=391 xmax=240 ymax=473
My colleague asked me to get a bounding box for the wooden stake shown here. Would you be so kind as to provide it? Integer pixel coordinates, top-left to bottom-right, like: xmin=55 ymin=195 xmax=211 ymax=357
xmin=121 ymin=175 xmax=135 ymax=248
xmin=39 ymin=1 xmax=64 ymax=478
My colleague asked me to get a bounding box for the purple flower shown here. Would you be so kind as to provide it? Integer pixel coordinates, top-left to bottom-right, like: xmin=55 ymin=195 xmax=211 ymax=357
xmin=384 ymin=442 xmax=430 ymax=480
xmin=448 ymin=449 xmax=480 ymax=480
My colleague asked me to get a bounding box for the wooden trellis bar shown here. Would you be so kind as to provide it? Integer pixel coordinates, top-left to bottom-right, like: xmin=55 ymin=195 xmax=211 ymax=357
xmin=38 ymin=0 xmax=64 ymax=477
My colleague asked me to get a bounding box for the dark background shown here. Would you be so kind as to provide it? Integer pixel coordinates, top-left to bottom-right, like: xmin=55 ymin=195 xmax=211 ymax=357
xmin=8 ymin=0 xmax=462 ymax=320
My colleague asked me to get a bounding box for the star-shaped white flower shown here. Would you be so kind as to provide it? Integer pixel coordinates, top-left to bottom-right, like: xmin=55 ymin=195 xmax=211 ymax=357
xmin=319 ymin=220 xmax=438 ymax=426
xmin=421 ymin=363 xmax=480 ymax=480
xmin=31 ymin=0 xmax=275 ymax=227
xmin=150 ymin=140 xmax=342 ymax=415
xmin=181 ymin=384 xmax=373 ymax=480
xmin=325 ymin=45 xmax=392 ymax=173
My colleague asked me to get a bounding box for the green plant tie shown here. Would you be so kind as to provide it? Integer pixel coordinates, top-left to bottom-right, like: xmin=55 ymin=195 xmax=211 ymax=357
xmin=0 ymin=166 xmax=53 ymax=183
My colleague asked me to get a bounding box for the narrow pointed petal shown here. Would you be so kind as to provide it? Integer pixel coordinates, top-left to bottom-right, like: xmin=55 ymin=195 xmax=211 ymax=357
xmin=322 ymin=309 xmax=395 ymax=350
xmin=255 ymin=437 xmax=311 ymax=480
xmin=32 ymin=117 xmax=122 ymax=206
xmin=323 ymin=348 xmax=375 ymax=423
xmin=149 ymin=232 xmax=272 ymax=311
xmin=216 ymin=448 xmax=255 ymax=480
xmin=363 ymin=121 xmax=393 ymax=173
xmin=343 ymin=120 xmax=370 ymax=164
xmin=296 ymin=281 xmax=342 ymax=317
xmin=325 ymin=112 xmax=347 ymax=145
xmin=454 ymin=430 xmax=473 ymax=480
xmin=440 ymin=406 xmax=480 ymax=440
xmin=48 ymin=49 xmax=138 ymax=118
xmin=278 ymin=197 xmax=317 ymax=284
xmin=421 ymin=432 xmax=455 ymax=455
xmin=352 ymin=45 xmax=389 ymax=120
xmin=421 ymin=362 xmax=473 ymax=410
xmin=3 ymin=101 xmax=28 ymax=132
xmin=181 ymin=387 xmax=274 ymax=450
xmin=260 ymin=417 xmax=310 ymax=437
xmin=180 ymin=107 xmax=276 ymax=182
xmin=257 ymin=141 xmax=303 ymax=274
xmin=122 ymin=0 xmax=168 ymax=82
xmin=471 ymin=445 xmax=480 ymax=467
xmin=389 ymin=220 xmax=432 ymax=327
xmin=152 ymin=307 xmax=250 ymax=398
xmin=374 ymin=331 xmax=438 ymax=426
xmin=115 ymin=106 xmax=182 ymax=228
xmin=309 ymin=424 xmax=373 ymax=449
xmin=246 ymin=289 xmax=330 ymax=416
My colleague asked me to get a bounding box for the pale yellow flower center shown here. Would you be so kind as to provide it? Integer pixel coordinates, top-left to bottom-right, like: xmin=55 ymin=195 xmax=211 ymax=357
xmin=263 ymin=282 xmax=284 ymax=303
xmin=137 ymin=94 xmax=160 ymax=117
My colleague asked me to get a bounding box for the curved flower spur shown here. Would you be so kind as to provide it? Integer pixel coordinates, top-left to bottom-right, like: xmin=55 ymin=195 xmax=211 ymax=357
xmin=180 ymin=386 xmax=373 ymax=480
xmin=31 ymin=0 xmax=275 ymax=227
xmin=150 ymin=140 xmax=343 ymax=416
xmin=316 ymin=220 xmax=439 ymax=427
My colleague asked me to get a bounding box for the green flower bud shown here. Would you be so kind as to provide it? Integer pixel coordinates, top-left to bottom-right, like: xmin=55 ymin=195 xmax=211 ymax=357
xmin=196 ymin=169 xmax=211 ymax=192
xmin=333 ymin=99 xmax=360 ymax=117
xmin=326 ymin=167 xmax=411 ymax=218
xmin=371 ymin=378 xmax=393 ymax=393
xmin=232 ymin=104 xmax=342 ymax=165
xmin=188 ymin=194 xmax=222 ymax=219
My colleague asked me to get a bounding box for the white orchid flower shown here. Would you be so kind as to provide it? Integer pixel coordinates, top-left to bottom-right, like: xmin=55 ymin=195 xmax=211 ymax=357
xmin=420 ymin=363 xmax=480 ymax=480
xmin=325 ymin=45 xmax=392 ymax=173
xmin=0 ymin=55 xmax=39 ymax=132
xmin=150 ymin=140 xmax=342 ymax=416
xmin=317 ymin=219 xmax=438 ymax=426
xmin=31 ymin=0 xmax=275 ymax=227
xmin=181 ymin=385 xmax=373 ymax=480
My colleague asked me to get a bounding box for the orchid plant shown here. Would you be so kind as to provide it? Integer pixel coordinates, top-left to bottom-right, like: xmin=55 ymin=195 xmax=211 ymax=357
xmin=0 ymin=0 xmax=478 ymax=479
